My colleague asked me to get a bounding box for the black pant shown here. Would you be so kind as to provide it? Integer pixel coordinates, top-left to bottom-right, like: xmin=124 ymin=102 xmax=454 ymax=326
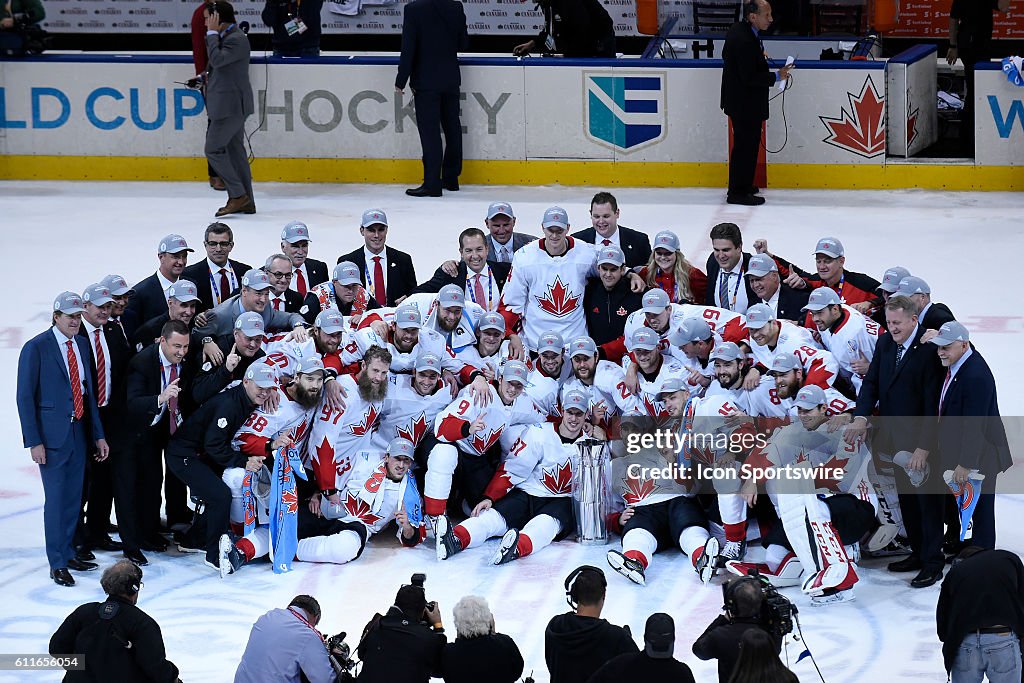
xmin=896 ymin=467 xmax=945 ymax=571
xmin=413 ymin=89 xmax=462 ymax=191
xmin=728 ymin=115 xmax=762 ymax=196
xmin=165 ymin=454 xmax=231 ymax=564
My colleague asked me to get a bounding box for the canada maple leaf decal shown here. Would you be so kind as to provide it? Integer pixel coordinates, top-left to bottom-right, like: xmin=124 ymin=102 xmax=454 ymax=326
xmin=348 ymin=404 xmax=380 ymax=437
xmin=623 ymin=475 xmax=657 ymax=505
xmin=470 ymin=426 xmax=504 ymax=454
xmin=343 ymin=492 xmax=382 ymax=526
xmin=397 ymin=413 xmax=429 ymax=447
xmin=803 ymin=357 xmax=836 ymax=390
xmin=315 ymin=437 xmax=334 ymax=466
xmin=906 ymin=88 xmax=919 ymax=148
xmin=814 ymin=454 xmax=849 ymax=491
xmin=820 ymin=76 xmax=886 ymax=158
xmin=535 ymin=276 xmax=581 ymax=318
xmin=542 ymin=459 xmax=574 ymax=495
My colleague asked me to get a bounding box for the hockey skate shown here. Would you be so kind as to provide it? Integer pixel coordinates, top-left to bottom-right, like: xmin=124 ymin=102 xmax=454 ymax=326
xmin=726 ymin=553 xmax=803 ymax=588
xmin=802 ymin=561 xmax=858 ymax=597
xmin=695 ymin=537 xmax=720 ymax=585
xmin=492 ymin=529 xmax=520 ymax=566
xmin=810 ymin=586 xmax=856 ymax=607
xmin=218 ymin=534 xmax=246 ymax=579
xmin=866 ymin=534 xmax=912 ymax=558
xmin=865 ymin=523 xmax=899 ymax=554
xmin=718 ymin=539 xmax=747 ymax=568
xmin=435 ymin=515 xmax=463 ymax=561
xmin=606 ymin=549 xmax=646 ymax=586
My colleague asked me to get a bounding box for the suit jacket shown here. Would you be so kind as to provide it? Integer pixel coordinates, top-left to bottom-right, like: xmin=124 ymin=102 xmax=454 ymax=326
xmin=395 ymin=0 xmax=468 ymax=93
xmin=204 ymin=25 xmax=254 ymax=121
xmin=487 ymin=233 xmax=536 ymax=264
xmin=921 ymin=302 xmax=956 ymax=332
xmin=270 ymin=289 xmax=305 ymax=314
xmin=125 ymin=344 xmax=197 ymax=438
xmin=123 ymin=273 xmax=169 ymax=340
xmin=763 ymin=283 xmax=811 ymax=324
xmin=413 ymin=260 xmax=512 ymax=296
xmin=935 ymin=351 xmax=1012 ymax=474
xmin=704 ymin=252 xmax=759 ymax=309
xmin=854 ymin=326 xmax=944 ymax=455
xmin=78 ymin=323 xmax=133 ymax=442
xmin=720 ymin=21 xmax=775 ymax=121
xmin=193 ymin=294 xmax=304 ymax=338
xmin=181 ymin=258 xmax=252 ymax=312
xmin=300 ymin=258 xmax=331 ymax=290
xmin=17 ymin=329 xmax=104 ymax=450
xmin=337 ymin=245 xmax=418 ymax=307
xmin=570 ymin=225 xmax=652 ymax=269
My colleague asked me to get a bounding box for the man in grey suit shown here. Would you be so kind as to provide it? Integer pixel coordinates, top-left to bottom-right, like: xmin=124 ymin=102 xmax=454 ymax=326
xmin=203 ymin=1 xmax=255 ymax=217
xmin=485 ymin=201 xmax=535 ymax=264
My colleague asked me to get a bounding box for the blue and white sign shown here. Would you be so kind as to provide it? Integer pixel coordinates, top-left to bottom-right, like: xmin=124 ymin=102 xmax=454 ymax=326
xmin=584 ymin=73 xmax=667 ymax=153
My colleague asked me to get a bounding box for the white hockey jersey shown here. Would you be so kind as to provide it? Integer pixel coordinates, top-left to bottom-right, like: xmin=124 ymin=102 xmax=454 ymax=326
xmin=561 ymin=360 xmax=640 ymax=417
xmin=338 ymin=453 xmax=421 ymax=541
xmin=307 ymin=373 xmax=385 ymax=493
xmin=374 ymin=374 xmax=452 ymax=449
xmin=748 ymin=321 xmax=839 ymax=390
xmin=434 ymin=384 xmax=543 ymax=456
xmin=524 ymin=361 xmax=574 ymax=418
xmin=622 ymin=354 xmax=689 ymax=418
xmin=611 ymin=448 xmax=691 ymax=510
xmin=817 ymin=306 xmax=881 ymax=394
xmin=455 ymin=340 xmax=510 ymax=379
xmin=233 ymin=383 xmax=319 ymax=463
xmin=485 ymin=423 xmax=585 ymax=500
xmin=371 ymin=293 xmax=486 ymax=355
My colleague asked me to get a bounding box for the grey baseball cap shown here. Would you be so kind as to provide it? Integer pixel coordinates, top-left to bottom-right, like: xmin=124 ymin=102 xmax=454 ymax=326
xmin=709 ymin=341 xmax=743 ymax=362
xmin=630 ymin=327 xmax=659 ymax=351
xmin=315 ymin=310 xmax=346 ymax=334
xmin=297 ymin=355 xmax=326 ymax=375
xmin=281 ymin=221 xmax=311 ymax=243
xmin=930 ymin=321 xmax=970 ymax=346
xmin=541 ymin=206 xmax=569 ymax=230
xmin=802 ymin=286 xmax=842 ymax=312
xmin=53 ymin=291 xmax=86 ymax=315
xmin=437 ymin=284 xmax=465 ymax=309
xmin=361 ymin=208 xmax=388 ymax=228
xmin=158 ymin=233 xmax=193 ymax=254
xmin=746 ymin=253 xmax=778 ymax=278
xmin=658 ymin=376 xmax=688 ymax=395
xmin=100 ymin=274 xmax=132 ymax=296
xmin=415 ymin=351 xmax=442 ymax=373
xmin=388 ymin=437 xmax=415 ymax=460
xmin=669 ymin=318 xmax=713 ymax=345
xmin=745 ymin=303 xmax=776 ymax=330
xmin=241 ymin=270 xmax=273 ymax=291
xmin=569 ymin=336 xmax=598 ymax=358
xmin=794 ymin=384 xmax=826 ymax=410
xmin=812 ymin=237 xmax=844 ymax=258
xmin=333 ymin=261 xmax=362 ymax=286
xmin=244 ymin=363 xmax=277 ymax=388
xmin=641 ymin=288 xmax=671 ymax=314
xmin=877 ymin=266 xmax=911 ymax=293
xmin=167 ymin=279 xmax=200 ymax=302
xmin=652 ymin=230 xmax=680 ymax=253
xmin=82 ymin=283 xmax=114 ymax=307
xmin=768 ymin=353 xmax=801 ymax=374
xmin=894 ymin=276 xmax=931 ymax=297
xmin=501 ymin=359 xmax=530 ymax=386
xmin=536 ymin=332 xmax=564 ymax=356
xmin=561 ymin=389 xmax=589 ymax=414
xmin=394 ymin=303 xmax=423 ymax=329
xmin=234 ymin=311 xmax=266 ymax=337
xmin=597 ymin=245 xmax=626 ymax=267
xmin=486 ymin=201 xmax=515 ymax=220
xmin=478 ymin=312 xmax=505 ymax=333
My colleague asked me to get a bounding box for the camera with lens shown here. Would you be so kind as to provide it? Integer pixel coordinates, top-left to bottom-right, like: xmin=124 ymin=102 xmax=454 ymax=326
xmin=723 ymin=569 xmax=796 ymax=638
xmin=325 ymin=631 xmax=357 ymax=682
xmin=410 ymin=572 xmax=437 ymax=618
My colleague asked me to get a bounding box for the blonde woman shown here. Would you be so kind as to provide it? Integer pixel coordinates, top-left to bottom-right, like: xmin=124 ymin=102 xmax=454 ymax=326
xmin=638 ymin=231 xmax=707 ymax=304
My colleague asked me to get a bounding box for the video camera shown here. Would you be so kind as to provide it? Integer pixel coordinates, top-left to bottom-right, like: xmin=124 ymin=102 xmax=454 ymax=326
xmin=723 ymin=570 xmax=796 ymax=638
xmin=325 ymin=631 xmax=357 ymax=682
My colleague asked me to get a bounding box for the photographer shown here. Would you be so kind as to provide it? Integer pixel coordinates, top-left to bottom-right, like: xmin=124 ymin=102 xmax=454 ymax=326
xmin=235 ymin=595 xmax=336 ymax=683
xmin=440 ymin=596 xmax=524 ymax=683
xmin=692 ymin=577 xmax=782 ymax=683
xmin=0 ymin=0 xmax=45 ymax=56
xmin=49 ymin=560 xmax=180 ymax=683
xmin=357 ymin=579 xmax=446 ymax=683
xmin=261 ymin=0 xmax=323 ymax=57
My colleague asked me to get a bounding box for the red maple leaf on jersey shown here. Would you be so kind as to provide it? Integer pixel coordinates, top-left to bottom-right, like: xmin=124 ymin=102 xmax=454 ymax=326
xmin=691 ymin=443 xmax=717 ymax=466
xmin=535 ymin=276 xmax=581 ymax=318
xmin=623 ymin=476 xmax=657 ymax=505
xmin=819 ymin=76 xmax=886 ymax=158
xmin=541 ymin=459 xmax=574 ymax=495
xmin=343 ymin=492 xmax=382 ymax=526
xmin=293 ymin=418 xmax=310 ymax=444
xmin=281 ymin=488 xmax=298 ymax=514
xmin=397 ymin=413 xmax=429 ymax=447
xmin=315 ymin=437 xmax=334 ymax=466
xmin=803 ymin=357 xmax=836 ymax=390
xmin=349 ymin=404 xmax=380 ymax=437
xmin=815 ymin=454 xmax=850 ymax=491
xmin=641 ymin=394 xmax=668 ymax=418
xmin=470 ymin=426 xmax=504 ymax=454
xmin=720 ymin=317 xmax=748 ymax=344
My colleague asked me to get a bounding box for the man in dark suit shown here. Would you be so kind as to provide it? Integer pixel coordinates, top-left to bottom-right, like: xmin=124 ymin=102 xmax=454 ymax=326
xmin=264 ymin=253 xmax=304 ymax=313
xmin=705 ymin=223 xmax=757 ymax=314
xmin=847 ymin=295 xmax=945 ymax=588
xmin=123 ymin=234 xmax=194 ymax=340
xmin=131 ymin=279 xmax=202 ymax=354
xmin=337 ymin=209 xmax=417 ymax=306
xmin=203 ymin=0 xmax=256 ymax=217
xmin=720 ymin=0 xmax=791 ymax=206
xmin=195 ymin=270 xmax=306 ymax=339
xmin=281 ymin=221 xmax=330 ymax=297
xmin=414 ymin=227 xmax=511 ymax=311
xmin=181 ymin=222 xmax=251 ymax=312
xmin=894 ymin=276 xmax=956 ymax=334
xmin=930 ymin=322 xmax=1012 ymax=551
xmin=125 ymin=320 xmax=197 ymax=551
xmin=745 ymin=253 xmax=809 ymax=324
xmin=571 ymin=192 xmax=652 ymax=269
xmin=484 ymin=201 xmax=535 ymax=264
xmin=396 ymin=0 xmax=468 ymax=197
xmin=512 ymin=0 xmax=616 ymax=57
xmin=17 ymin=292 xmax=109 ymax=586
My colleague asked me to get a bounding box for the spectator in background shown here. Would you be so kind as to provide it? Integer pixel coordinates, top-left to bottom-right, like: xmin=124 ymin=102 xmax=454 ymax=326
xmin=440 ymin=596 xmax=524 ymax=683
xmin=0 ymin=0 xmax=45 ymax=55
xmin=513 ymin=0 xmax=615 ymax=57
xmin=262 ymin=0 xmax=324 ymax=57
xmin=571 ymin=192 xmax=652 ymax=268
xmin=727 ymin=629 xmax=798 ymax=683
xmin=588 ymin=613 xmax=696 ymax=683
xmin=190 ymin=0 xmax=223 ymax=191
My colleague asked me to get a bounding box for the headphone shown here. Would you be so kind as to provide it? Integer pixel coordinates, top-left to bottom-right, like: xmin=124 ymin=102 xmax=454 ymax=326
xmin=722 ymin=576 xmax=760 ymax=619
xmin=564 ymin=565 xmax=606 ymax=609
xmin=127 ymin=564 xmax=144 ymax=595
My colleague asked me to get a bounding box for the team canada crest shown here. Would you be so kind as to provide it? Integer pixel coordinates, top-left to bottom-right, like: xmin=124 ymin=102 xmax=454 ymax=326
xmin=397 ymin=413 xmax=429 ymax=447
xmin=343 ymin=492 xmax=382 ymax=526
xmin=819 ymin=76 xmax=886 ymax=158
xmin=349 ymin=405 xmax=380 ymax=437
xmin=535 ymin=276 xmax=581 ymax=318
xmin=470 ymin=426 xmax=504 ymax=454
xmin=541 ymin=459 xmax=574 ymax=495
xmin=623 ymin=475 xmax=657 ymax=505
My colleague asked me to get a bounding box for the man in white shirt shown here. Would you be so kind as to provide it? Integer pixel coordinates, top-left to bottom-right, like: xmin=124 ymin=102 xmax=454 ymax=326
xmin=181 ymin=222 xmax=252 ymax=312
xmin=281 ymin=221 xmax=329 ymax=297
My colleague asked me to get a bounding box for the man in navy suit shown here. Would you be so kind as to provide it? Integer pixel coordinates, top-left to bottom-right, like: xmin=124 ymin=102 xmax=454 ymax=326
xmin=705 ymin=223 xmax=758 ymax=314
xmin=396 ymin=0 xmax=468 ymax=197
xmin=484 ymin=201 xmax=535 ymax=264
xmin=894 ymin=276 xmax=956 ymax=335
xmin=337 ymin=209 xmax=417 ymax=306
xmin=123 ymin=234 xmax=194 ymax=340
xmin=181 ymin=222 xmax=252 ymax=313
xmin=930 ymin=321 xmax=1012 ymax=551
xmin=570 ymin=192 xmax=652 ymax=269
xmin=414 ymin=227 xmax=511 ymax=309
xmin=745 ymin=253 xmax=809 ymax=324
xmin=17 ymin=292 xmax=109 ymax=586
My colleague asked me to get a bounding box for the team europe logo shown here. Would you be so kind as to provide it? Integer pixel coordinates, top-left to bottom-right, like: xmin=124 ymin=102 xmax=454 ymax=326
xmin=584 ymin=72 xmax=667 ymax=152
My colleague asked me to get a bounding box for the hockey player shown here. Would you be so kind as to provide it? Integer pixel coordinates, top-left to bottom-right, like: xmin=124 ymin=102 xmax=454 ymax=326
xmin=299 ymin=261 xmax=379 ymax=325
xmin=524 ymin=332 xmax=572 ymax=418
xmin=562 ymin=336 xmax=639 ymax=432
xmin=435 ymin=390 xmax=600 ymax=563
xmin=802 ymin=287 xmax=881 ymax=394
xmin=767 ymin=353 xmax=855 ymax=419
xmin=606 ymin=376 xmax=721 ymax=586
xmin=456 ymin=312 xmax=509 ymax=378
xmin=363 ymin=285 xmax=486 ymax=357
xmin=744 ymin=303 xmax=837 ymax=391
xmin=622 ymin=328 xmax=688 ymax=419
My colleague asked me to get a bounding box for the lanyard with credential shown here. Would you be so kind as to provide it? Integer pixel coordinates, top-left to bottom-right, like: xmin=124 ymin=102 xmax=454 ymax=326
xmin=720 ymin=265 xmax=743 ymax=309
xmin=466 ymin=266 xmax=493 ymax=310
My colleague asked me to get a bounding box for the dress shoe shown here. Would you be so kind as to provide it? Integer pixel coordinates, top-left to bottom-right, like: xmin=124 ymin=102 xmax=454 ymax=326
xmin=50 ymin=568 xmax=75 ymax=587
xmin=67 ymin=558 xmax=99 ymax=572
xmin=140 ymin=536 xmax=168 ymax=552
xmin=215 ymin=194 xmax=255 ymax=217
xmin=888 ymin=556 xmax=923 ymax=573
xmin=405 ymin=186 xmax=442 ymax=198
xmin=751 ymin=186 xmax=761 ymax=195
xmin=442 ymin=179 xmax=459 ymax=191
xmin=911 ymin=566 xmax=943 ymax=588
xmin=75 ymin=548 xmax=96 ymax=562
xmin=90 ymin=537 xmax=124 ymax=552
xmin=727 ymin=193 xmax=766 ymax=206
xmin=123 ymin=549 xmax=149 ymax=566
xmin=209 ymin=176 xmax=226 ymax=191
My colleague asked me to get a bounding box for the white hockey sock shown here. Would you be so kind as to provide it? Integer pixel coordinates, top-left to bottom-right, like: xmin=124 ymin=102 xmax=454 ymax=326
xmin=718 ymin=493 xmax=748 ymax=541
xmin=239 ymin=527 xmax=270 ymax=561
xmin=519 ymin=514 xmax=562 ymax=556
xmin=622 ymin=528 xmax=658 ymax=569
xmin=222 ymin=467 xmax=247 ymax=525
xmin=679 ymin=525 xmax=711 ymax=567
xmin=296 ymin=529 xmax=364 ymax=565
xmin=424 ymin=444 xmax=458 ymax=517
xmin=456 ymin=509 xmax=508 ymax=549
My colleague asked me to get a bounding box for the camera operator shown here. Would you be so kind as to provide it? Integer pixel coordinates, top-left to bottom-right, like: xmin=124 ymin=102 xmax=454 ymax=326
xmin=261 ymin=0 xmax=323 ymax=57
xmin=234 ymin=595 xmax=337 ymax=683
xmin=49 ymin=560 xmax=181 ymax=683
xmin=692 ymin=577 xmax=782 ymax=683
xmin=357 ymin=579 xmax=446 ymax=683
xmin=0 ymin=0 xmax=45 ymax=56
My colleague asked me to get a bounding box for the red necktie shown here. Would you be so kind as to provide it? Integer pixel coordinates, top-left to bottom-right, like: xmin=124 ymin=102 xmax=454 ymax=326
xmin=273 ymin=298 xmax=282 ymax=311
xmin=66 ymin=340 xmax=84 ymax=420
xmin=219 ymin=267 xmax=230 ymax=305
xmin=602 ymin=239 xmax=611 ymax=246
xmin=473 ymin=274 xmax=487 ymax=309
xmin=939 ymin=369 xmax=952 ymax=414
xmin=372 ymin=256 xmax=386 ymax=304
xmin=167 ymin=364 xmax=180 ymax=434
xmin=94 ymin=329 xmax=107 ymax=406
xmin=296 ymin=269 xmax=307 ymax=297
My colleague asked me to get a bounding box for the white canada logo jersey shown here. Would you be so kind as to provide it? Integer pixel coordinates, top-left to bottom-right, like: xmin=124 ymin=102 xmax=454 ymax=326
xmin=487 ymin=423 xmax=582 ymax=500
xmin=233 ymin=383 xmax=318 ymax=460
xmin=610 ymin=447 xmax=691 ymax=509
xmin=623 ymin=355 xmax=688 ymax=418
xmin=534 ymin=276 xmax=582 ymax=319
xmin=561 ymin=360 xmax=640 ymax=417
xmin=434 ymin=384 xmax=542 ymax=456
xmin=749 ymin=321 xmax=839 ymax=390
xmin=376 ymin=374 xmax=451 ymax=449
xmin=307 ymin=373 xmax=385 ymax=492
xmin=817 ymin=305 xmax=881 ymax=394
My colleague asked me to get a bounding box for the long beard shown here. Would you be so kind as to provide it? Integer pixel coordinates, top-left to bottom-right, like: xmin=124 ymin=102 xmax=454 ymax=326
xmin=292 ymin=383 xmax=323 ymax=410
xmin=357 ymin=372 xmax=387 ymax=402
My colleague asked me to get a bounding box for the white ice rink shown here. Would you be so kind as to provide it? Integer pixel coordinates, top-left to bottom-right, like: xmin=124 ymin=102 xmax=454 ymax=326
xmin=1 ymin=180 xmax=1022 ymax=682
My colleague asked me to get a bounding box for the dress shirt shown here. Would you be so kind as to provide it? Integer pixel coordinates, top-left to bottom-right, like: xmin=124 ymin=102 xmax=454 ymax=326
xmin=715 ymin=259 xmax=749 ymax=313
xmin=208 ymin=257 xmax=238 ymax=305
xmin=156 ymin=270 xmax=176 ymax=298
xmin=940 ymin=347 xmax=973 ymax=410
xmin=490 ymin=236 xmax=514 ymax=263
xmin=51 ymin=327 xmax=85 ymax=388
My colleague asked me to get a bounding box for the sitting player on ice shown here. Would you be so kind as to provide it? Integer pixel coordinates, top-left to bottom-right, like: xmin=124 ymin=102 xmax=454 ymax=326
xmin=729 ymin=385 xmax=879 ymax=606
xmin=435 ymin=389 xmax=602 ymax=564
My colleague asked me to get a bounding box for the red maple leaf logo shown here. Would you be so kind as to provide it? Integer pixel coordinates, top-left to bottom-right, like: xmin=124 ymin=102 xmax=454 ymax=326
xmin=281 ymin=488 xmax=298 ymax=514
xmin=623 ymin=475 xmax=657 ymax=505
xmin=641 ymin=394 xmax=669 ymax=418
xmin=691 ymin=444 xmax=717 ymax=466
xmin=397 ymin=413 xmax=429 ymax=447
xmin=315 ymin=437 xmax=334 ymax=466
xmin=349 ymin=404 xmax=380 ymax=437
xmin=343 ymin=492 xmax=382 ymax=526
xmin=803 ymin=357 xmax=836 ymax=390
xmin=815 ymin=454 xmax=850 ymax=491
xmin=535 ymin=276 xmax=581 ymax=318
xmin=820 ymin=76 xmax=886 ymax=158
xmin=541 ymin=459 xmax=574 ymax=495
xmin=720 ymin=317 xmax=748 ymax=344
xmin=470 ymin=426 xmax=504 ymax=454
xmin=907 ymin=89 xmax=919 ymax=148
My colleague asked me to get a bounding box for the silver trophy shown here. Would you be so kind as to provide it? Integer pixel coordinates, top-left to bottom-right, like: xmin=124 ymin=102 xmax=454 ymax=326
xmin=572 ymin=439 xmax=612 ymax=545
